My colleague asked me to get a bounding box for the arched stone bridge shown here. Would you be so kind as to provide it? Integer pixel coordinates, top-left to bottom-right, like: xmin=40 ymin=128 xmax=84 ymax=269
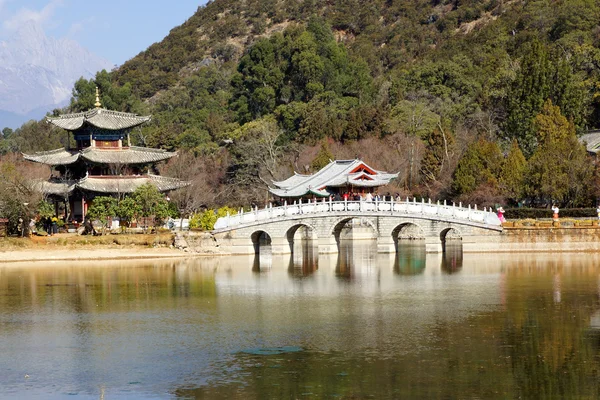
xmin=212 ymin=199 xmax=502 ymax=254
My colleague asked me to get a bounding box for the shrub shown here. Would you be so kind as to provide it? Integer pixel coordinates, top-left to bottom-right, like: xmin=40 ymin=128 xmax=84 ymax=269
xmin=189 ymin=206 xmax=237 ymax=230
xmin=504 ymin=208 xmax=596 ymax=219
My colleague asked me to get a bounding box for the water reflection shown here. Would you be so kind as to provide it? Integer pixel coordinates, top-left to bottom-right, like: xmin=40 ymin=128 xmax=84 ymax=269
xmin=394 ymin=241 xmax=426 ymax=275
xmin=288 ymin=239 xmax=318 ymax=278
xmin=441 ymin=240 xmax=463 ymax=274
xmin=4 ymin=251 xmax=600 ymax=398
xmin=335 ymin=240 xmax=377 ymax=280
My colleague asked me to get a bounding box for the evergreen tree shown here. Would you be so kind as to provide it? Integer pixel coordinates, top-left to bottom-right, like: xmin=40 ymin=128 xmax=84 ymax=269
xmin=525 ymin=100 xmax=593 ymax=206
xmin=452 ymin=138 xmax=503 ymax=196
xmin=504 ymin=40 xmax=552 ymax=156
xmin=311 ymin=140 xmax=334 ymax=171
xmin=499 ymin=140 xmax=527 ymax=204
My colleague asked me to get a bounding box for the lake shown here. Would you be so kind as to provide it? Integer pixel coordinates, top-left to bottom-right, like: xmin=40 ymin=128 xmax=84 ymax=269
xmin=2 ymin=241 xmax=600 ymax=399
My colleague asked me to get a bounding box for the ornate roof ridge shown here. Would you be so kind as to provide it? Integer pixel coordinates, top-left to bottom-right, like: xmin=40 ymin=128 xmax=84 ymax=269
xmin=47 ymin=108 xmax=149 ymax=120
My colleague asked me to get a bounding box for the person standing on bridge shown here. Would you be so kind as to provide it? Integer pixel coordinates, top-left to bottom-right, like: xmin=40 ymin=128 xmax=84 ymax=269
xmin=497 ymin=207 xmax=506 ymax=223
xmin=365 ymin=192 xmax=373 ymax=202
xmin=552 ymin=204 xmax=559 ymax=221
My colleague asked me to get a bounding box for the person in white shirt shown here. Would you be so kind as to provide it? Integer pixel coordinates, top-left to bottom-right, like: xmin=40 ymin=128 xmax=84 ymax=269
xmin=552 ymin=205 xmax=559 ymax=221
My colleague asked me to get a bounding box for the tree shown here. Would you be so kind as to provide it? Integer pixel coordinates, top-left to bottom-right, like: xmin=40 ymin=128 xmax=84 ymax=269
xmin=452 ymin=138 xmax=503 ymax=196
xmin=0 ymin=155 xmax=46 ymax=235
xmin=503 ymin=40 xmax=552 ymax=156
xmin=310 ymin=140 xmax=334 ymax=171
xmin=229 ymin=117 xmax=288 ymax=203
xmin=499 ymin=140 xmax=527 ymax=204
xmin=389 ymin=97 xmax=440 ymax=188
xmin=130 ymin=183 xmax=171 ymax=227
xmin=86 ymin=196 xmax=118 ymax=233
xmin=525 ymin=100 xmax=594 ymax=206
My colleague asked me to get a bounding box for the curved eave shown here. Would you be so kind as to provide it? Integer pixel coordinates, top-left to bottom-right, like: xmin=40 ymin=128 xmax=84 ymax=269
xmin=46 ymin=108 xmax=151 ymax=131
xmin=22 ymin=149 xmax=80 ymax=165
xmin=77 ymin=175 xmax=189 ymax=194
xmin=81 ymin=148 xmax=177 ymax=164
xmin=31 ymin=180 xmax=76 ymax=195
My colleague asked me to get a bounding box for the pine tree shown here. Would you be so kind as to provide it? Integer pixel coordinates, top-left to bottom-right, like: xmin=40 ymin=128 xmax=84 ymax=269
xmin=499 ymin=140 xmax=527 ymax=204
xmin=525 ymin=100 xmax=593 ymax=206
xmin=311 ymin=140 xmax=334 ymax=171
xmin=504 ymin=40 xmax=552 ymax=157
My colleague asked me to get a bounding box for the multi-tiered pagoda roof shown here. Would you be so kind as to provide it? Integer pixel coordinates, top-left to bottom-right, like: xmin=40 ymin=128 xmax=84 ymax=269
xmin=23 ymin=146 xmax=178 ymax=166
xmin=23 ymin=88 xmax=188 ymax=221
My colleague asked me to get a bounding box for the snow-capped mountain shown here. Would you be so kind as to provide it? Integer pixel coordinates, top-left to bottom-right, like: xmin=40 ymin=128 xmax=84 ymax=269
xmin=0 ymin=21 xmax=113 ymax=127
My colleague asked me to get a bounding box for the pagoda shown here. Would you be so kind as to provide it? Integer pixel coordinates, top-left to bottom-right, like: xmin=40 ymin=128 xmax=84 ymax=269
xmin=23 ymin=88 xmax=188 ymax=221
xmin=270 ymin=159 xmax=398 ymax=200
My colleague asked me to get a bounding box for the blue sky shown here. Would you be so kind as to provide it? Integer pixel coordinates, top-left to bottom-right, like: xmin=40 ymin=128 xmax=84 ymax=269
xmin=0 ymin=0 xmax=209 ymax=65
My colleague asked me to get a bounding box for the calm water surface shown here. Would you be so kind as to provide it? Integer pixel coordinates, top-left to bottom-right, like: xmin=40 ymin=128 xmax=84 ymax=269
xmin=2 ymin=242 xmax=600 ymax=399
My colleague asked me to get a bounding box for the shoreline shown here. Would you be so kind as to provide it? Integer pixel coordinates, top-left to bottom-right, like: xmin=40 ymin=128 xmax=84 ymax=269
xmin=0 ymin=247 xmax=192 ymax=264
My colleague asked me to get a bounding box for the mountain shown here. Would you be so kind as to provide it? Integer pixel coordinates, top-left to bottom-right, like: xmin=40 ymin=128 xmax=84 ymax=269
xmin=6 ymin=0 xmax=600 ymax=207
xmin=0 ymin=21 xmax=112 ymax=127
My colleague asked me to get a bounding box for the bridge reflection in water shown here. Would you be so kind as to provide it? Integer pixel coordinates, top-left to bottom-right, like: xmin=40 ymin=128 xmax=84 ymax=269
xmin=252 ymin=235 xmax=464 ymax=277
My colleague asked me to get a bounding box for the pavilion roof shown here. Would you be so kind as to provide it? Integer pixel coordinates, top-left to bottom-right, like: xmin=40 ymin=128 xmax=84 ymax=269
xmin=31 ymin=179 xmax=77 ymax=195
xmin=580 ymin=131 xmax=600 ymax=154
xmin=76 ymin=174 xmax=189 ymax=194
xmin=270 ymin=159 xmax=398 ymax=198
xmin=23 ymin=146 xmax=177 ymax=166
xmin=81 ymin=146 xmax=176 ymax=164
xmin=23 ymin=148 xmax=79 ymax=165
xmin=46 ymin=108 xmax=150 ymax=131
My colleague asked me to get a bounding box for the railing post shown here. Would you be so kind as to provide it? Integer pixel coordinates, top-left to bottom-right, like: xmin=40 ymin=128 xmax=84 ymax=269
xmin=226 ymin=211 xmax=230 ymax=227
xmin=284 ymin=200 xmax=287 ymax=216
xmin=299 ymin=198 xmax=302 ymax=214
xmin=375 ymin=196 xmax=378 ymax=212
xmin=344 ymin=197 xmax=347 ymax=212
xmin=391 ymin=195 xmax=394 ymax=215
xmin=329 ymin=195 xmax=333 ymax=212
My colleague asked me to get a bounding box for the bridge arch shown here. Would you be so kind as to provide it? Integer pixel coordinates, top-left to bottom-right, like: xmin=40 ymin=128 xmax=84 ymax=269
xmin=330 ymin=217 xmax=377 ymax=244
xmin=440 ymin=227 xmax=462 ymax=242
xmin=250 ymin=229 xmax=273 ymax=255
xmin=392 ymin=222 xmax=425 ymax=241
xmin=285 ymin=223 xmax=318 ymax=254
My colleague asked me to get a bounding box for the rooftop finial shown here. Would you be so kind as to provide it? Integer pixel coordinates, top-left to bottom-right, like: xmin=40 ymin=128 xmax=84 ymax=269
xmin=94 ymin=86 xmax=101 ymax=108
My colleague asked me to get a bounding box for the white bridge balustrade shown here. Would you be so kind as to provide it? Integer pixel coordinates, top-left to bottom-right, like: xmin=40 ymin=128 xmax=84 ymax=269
xmin=214 ymin=198 xmax=501 ymax=230
xmin=211 ymin=198 xmax=502 ymax=255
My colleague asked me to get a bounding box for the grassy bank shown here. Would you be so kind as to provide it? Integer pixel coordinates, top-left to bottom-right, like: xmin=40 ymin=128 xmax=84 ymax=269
xmin=0 ymin=233 xmax=175 ymax=251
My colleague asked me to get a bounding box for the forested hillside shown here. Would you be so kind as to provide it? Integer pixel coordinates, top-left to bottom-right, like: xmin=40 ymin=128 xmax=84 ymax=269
xmin=2 ymin=0 xmax=600 ymax=209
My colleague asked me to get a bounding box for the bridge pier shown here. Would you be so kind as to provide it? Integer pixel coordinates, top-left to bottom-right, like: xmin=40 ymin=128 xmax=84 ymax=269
xmin=271 ymin=237 xmax=291 ymax=255
xmin=425 ymin=237 xmax=443 ymax=253
xmin=377 ymin=236 xmax=396 ymax=253
xmin=318 ymin=237 xmax=338 ymax=254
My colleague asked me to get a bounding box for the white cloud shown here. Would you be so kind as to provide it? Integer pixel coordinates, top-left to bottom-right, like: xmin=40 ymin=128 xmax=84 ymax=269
xmin=3 ymin=0 xmax=64 ymax=31
xmin=67 ymin=16 xmax=95 ymax=38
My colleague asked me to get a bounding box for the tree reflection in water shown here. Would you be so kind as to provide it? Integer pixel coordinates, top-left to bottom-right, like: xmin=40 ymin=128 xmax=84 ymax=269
xmin=394 ymin=241 xmax=426 ymax=275
xmin=5 ymin=253 xmax=600 ymax=399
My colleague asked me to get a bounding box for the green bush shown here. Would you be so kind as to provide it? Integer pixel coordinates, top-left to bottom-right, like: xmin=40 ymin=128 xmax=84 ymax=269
xmin=504 ymin=208 xmax=596 ymax=219
xmin=189 ymin=206 xmax=237 ymax=230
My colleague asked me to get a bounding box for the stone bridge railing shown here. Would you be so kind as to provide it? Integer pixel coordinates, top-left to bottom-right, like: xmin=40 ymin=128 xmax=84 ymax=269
xmin=213 ymin=198 xmax=502 ymax=230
